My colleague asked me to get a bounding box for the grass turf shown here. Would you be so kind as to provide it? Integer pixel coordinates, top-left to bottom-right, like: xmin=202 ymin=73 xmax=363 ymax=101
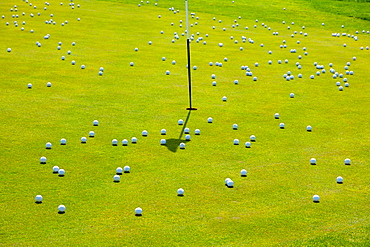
xmin=0 ymin=0 xmax=369 ymax=246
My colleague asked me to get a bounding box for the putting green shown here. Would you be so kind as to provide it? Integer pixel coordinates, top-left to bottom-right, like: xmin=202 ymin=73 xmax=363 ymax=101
xmin=0 ymin=0 xmax=369 ymax=246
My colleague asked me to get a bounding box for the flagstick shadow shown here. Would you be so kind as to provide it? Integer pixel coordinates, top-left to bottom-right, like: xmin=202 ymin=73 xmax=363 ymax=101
xmin=165 ymin=110 xmax=191 ymax=153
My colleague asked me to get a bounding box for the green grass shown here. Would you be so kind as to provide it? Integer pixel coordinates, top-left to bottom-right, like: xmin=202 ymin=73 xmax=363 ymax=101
xmin=0 ymin=0 xmax=370 ymax=246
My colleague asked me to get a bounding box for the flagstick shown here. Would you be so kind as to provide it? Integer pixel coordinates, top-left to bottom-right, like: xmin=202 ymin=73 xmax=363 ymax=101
xmin=185 ymin=0 xmax=197 ymax=111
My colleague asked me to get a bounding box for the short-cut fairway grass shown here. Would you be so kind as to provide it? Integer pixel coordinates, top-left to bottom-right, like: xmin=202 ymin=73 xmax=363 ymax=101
xmin=1 ymin=0 xmax=370 ymax=246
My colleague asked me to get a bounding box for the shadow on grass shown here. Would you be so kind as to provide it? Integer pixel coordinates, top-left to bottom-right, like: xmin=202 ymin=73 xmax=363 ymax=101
xmin=165 ymin=110 xmax=191 ymax=153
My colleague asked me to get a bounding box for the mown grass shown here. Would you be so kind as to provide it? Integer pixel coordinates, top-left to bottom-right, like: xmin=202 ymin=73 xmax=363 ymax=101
xmin=0 ymin=0 xmax=369 ymax=246
xmin=99 ymin=0 xmax=370 ymax=28
xmin=303 ymin=0 xmax=370 ymax=21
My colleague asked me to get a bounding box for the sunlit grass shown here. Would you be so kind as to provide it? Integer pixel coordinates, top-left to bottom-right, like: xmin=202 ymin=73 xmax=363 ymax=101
xmin=0 ymin=0 xmax=369 ymax=246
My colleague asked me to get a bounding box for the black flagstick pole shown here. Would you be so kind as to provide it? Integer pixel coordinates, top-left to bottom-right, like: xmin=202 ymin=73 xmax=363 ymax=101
xmin=185 ymin=0 xmax=197 ymax=111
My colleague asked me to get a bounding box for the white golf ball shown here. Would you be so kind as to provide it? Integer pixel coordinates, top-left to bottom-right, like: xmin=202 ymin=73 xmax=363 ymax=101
xmin=227 ymin=180 xmax=234 ymax=187
xmin=113 ymin=175 xmax=120 ymax=182
xmin=116 ymin=167 xmax=123 ymax=174
xmin=40 ymin=156 xmax=47 ymax=164
xmin=35 ymin=195 xmax=43 ymax=202
xmin=344 ymin=158 xmax=351 ymax=165
xmin=58 ymin=169 xmax=65 ymax=176
xmin=241 ymin=169 xmax=247 ymax=176
xmin=225 ymin=178 xmax=232 ymax=184
xmin=177 ymin=188 xmax=185 ymax=196
xmin=135 ymin=207 xmax=142 ymax=215
xmin=58 ymin=205 xmax=66 ymax=213
xmin=46 ymin=142 xmax=52 ymax=149
xmin=312 ymin=195 xmax=320 ymax=202
xmin=53 ymin=166 xmax=59 ymax=173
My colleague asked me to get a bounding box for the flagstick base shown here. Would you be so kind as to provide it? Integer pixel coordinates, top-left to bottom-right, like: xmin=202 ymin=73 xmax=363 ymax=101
xmin=186 ymin=107 xmax=198 ymax=111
